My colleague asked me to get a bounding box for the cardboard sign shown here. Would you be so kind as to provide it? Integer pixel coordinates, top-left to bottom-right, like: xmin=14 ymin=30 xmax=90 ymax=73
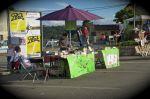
xmin=102 ymin=48 xmax=120 ymax=68
xmin=67 ymin=53 xmax=95 ymax=78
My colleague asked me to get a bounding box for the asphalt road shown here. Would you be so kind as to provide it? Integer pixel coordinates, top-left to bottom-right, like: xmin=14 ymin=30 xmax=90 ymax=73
xmin=0 ymin=57 xmax=150 ymax=99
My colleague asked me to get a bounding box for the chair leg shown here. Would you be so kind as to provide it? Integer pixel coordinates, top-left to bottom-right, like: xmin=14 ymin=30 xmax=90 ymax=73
xmin=33 ymin=73 xmax=36 ymax=83
xmin=33 ymin=73 xmax=39 ymax=83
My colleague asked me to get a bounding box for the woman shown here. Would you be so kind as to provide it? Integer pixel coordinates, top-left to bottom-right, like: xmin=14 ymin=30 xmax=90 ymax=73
xmin=10 ymin=46 xmax=36 ymax=71
xmin=10 ymin=46 xmax=21 ymax=70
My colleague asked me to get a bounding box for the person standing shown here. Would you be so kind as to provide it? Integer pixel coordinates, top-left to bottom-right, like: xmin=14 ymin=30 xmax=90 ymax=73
xmin=81 ymin=20 xmax=90 ymax=47
xmin=77 ymin=27 xmax=83 ymax=47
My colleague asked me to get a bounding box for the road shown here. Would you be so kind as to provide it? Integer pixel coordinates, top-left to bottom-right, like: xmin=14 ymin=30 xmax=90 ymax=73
xmin=0 ymin=56 xmax=150 ymax=99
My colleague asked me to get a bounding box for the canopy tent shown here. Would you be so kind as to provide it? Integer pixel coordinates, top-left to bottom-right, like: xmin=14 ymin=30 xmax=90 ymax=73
xmin=38 ymin=5 xmax=103 ymax=46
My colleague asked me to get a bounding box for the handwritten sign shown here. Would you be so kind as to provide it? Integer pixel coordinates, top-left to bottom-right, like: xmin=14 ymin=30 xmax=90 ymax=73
xmin=67 ymin=53 xmax=95 ymax=78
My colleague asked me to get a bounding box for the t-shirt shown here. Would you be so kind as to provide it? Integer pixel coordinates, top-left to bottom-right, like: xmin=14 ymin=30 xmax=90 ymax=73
xmin=81 ymin=26 xmax=89 ymax=37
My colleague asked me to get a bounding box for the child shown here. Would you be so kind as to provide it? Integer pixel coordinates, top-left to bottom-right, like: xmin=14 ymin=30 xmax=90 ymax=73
xmin=7 ymin=44 xmax=14 ymax=70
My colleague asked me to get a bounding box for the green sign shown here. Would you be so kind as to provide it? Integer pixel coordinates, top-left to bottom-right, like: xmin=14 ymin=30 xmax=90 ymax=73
xmin=65 ymin=21 xmax=77 ymax=30
xmin=67 ymin=53 xmax=95 ymax=78
xmin=102 ymin=48 xmax=120 ymax=68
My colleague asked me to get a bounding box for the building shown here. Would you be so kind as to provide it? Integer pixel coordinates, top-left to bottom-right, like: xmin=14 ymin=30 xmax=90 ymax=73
xmin=125 ymin=15 xmax=150 ymax=32
xmin=0 ymin=10 xmax=8 ymax=41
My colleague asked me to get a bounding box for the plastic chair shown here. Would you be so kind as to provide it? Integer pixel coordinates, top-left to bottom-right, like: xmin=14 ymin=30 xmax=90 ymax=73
xmin=18 ymin=56 xmax=44 ymax=83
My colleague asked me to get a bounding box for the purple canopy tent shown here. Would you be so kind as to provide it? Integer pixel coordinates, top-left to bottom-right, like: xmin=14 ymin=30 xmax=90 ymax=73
xmin=38 ymin=5 xmax=103 ymax=46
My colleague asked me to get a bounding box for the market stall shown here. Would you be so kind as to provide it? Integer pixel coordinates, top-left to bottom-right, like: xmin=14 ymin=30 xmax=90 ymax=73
xmin=38 ymin=5 xmax=102 ymax=78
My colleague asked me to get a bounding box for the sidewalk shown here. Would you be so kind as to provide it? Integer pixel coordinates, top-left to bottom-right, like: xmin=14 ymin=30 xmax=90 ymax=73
xmin=120 ymin=55 xmax=150 ymax=61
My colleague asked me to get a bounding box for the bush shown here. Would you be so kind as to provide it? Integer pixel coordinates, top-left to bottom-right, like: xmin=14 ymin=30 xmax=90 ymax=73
xmin=119 ymin=40 xmax=138 ymax=46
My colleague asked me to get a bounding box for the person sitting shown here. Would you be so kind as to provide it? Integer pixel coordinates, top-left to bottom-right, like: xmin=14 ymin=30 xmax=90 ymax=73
xmin=10 ymin=46 xmax=36 ymax=71
xmin=10 ymin=46 xmax=21 ymax=71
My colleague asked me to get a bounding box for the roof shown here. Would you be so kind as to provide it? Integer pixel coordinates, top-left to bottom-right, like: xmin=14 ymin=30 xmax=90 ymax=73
xmin=94 ymin=24 xmax=119 ymax=31
xmin=126 ymin=15 xmax=150 ymax=21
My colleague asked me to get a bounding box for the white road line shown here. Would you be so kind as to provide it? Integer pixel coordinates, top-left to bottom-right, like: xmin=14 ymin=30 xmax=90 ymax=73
xmin=96 ymin=71 xmax=146 ymax=73
xmin=2 ymin=84 xmax=121 ymax=90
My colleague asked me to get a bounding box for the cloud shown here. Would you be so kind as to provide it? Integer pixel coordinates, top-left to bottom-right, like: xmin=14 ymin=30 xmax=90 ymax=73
xmin=55 ymin=2 xmax=69 ymax=8
xmin=43 ymin=21 xmax=84 ymax=26
xmin=15 ymin=7 xmax=53 ymax=12
xmin=43 ymin=21 xmax=65 ymax=26
xmin=93 ymin=19 xmax=116 ymax=25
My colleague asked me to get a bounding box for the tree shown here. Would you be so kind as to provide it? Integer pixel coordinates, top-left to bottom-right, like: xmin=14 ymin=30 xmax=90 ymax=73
xmin=114 ymin=3 xmax=149 ymax=23
xmin=113 ymin=4 xmax=134 ymax=23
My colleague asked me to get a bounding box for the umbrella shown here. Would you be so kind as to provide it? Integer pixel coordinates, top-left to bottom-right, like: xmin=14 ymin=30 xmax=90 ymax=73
xmin=38 ymin=5 xmax=103 ymax=21
xmin=38 ymin=5 xmax=103 ymax=46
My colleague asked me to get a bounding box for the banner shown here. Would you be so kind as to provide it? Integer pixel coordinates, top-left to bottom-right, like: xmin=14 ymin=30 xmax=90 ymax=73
xmin=26 ymin=35 xmax=41 ymax=57
xmin=65 ymin=21 xmax=77 ymax=30
xmin=67 ymin=53 xmax=95 ymax=78
xmin=102 ymin=48 xmax=120 ymax=68
xmin=9 ymin=11 xmax=26 ymax=32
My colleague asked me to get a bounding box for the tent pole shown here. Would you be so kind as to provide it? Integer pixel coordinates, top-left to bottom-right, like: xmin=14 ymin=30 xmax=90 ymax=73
xmin=69 ymin=30 xmax=71 ymax=47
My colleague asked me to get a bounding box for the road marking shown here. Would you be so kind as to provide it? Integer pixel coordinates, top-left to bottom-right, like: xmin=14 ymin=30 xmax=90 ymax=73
xmin=96 ymin=70 xmax=146 ymax=73
xmin=2 ymin=84 xmax=121 ymax=90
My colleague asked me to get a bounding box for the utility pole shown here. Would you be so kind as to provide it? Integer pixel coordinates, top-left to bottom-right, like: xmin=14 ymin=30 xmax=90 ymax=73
xmin=7 ymin=9 xmax=11 ymax=45
xmin=133 ymin=3 xmax=136 ymax=29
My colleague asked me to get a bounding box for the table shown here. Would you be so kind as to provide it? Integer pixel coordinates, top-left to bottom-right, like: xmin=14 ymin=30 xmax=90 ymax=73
xmin=29 ymin=57 xmax=43 ymax=63
xmin=29 ymin=53 xmax=95 ymax=79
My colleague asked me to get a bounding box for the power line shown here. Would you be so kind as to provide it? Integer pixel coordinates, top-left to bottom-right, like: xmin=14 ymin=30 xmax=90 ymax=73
xmin=83 ymin=3 xmax=128 ymax=10
xmin=41 ymin=3 xmax=128 ymax=12
xmin=86 ymin=3 xmax=128 ymax=11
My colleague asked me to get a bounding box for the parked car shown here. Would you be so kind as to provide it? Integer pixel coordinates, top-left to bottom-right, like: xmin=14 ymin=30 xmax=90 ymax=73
xmin=0 ymin=40 xmax=8 ymax=53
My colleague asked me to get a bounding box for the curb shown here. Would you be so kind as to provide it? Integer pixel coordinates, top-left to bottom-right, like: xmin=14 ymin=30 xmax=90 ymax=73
xmin=120 ymin=56 xmax=150 ymax=61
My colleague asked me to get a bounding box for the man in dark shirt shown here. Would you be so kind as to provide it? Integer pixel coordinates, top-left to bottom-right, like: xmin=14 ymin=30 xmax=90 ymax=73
xmin=59 ymin=33 xmax=69 ymax=51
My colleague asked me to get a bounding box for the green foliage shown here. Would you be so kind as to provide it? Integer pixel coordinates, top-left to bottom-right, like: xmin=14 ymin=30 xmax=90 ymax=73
xmin=114 ymin=7 xmax=134 ymax=23
xmin=119 ymin=40 xmax=138 ymax=46
xmin=43 ymin=25 xmax=65 ymax=44
xmin=124 ymin=24 xmax=134 ymax=40
xmin=114 ymin=3 xmax=149 ymax=23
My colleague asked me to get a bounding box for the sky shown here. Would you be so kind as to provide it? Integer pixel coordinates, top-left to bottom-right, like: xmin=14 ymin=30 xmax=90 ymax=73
xmin=12 ymin=0 xmax=130 ymax=26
